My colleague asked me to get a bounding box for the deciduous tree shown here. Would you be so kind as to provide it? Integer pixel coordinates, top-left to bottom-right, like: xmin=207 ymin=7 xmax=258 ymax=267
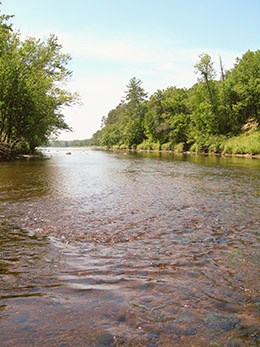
xmin=0 ymin=11 xmax=78 ymax=155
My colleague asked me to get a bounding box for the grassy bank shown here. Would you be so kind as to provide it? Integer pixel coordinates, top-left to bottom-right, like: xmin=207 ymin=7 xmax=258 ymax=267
xmin=105 ymin=130 xmax=260 ymax=158
xmin=220 ymin=131 xmax=260 ymax=155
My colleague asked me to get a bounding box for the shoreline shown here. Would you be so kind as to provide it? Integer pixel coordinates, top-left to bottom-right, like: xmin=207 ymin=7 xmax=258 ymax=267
xmin=91 ymin=146 xmax=260 ymax=159
xmin=1 ymin=146 xmax=260 ymax=162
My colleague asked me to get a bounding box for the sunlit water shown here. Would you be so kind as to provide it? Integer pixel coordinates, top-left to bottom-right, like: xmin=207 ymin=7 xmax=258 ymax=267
xmin=0 ymin=148 xmax=259 ymax=346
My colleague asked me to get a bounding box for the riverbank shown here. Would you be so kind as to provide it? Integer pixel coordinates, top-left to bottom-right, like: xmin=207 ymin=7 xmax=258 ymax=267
xmin=46 ymin=128 xmax=260 ymax=160
xmin=92 ymin=146 xmax=260 ymax=160
xmin=138 ymin=131 xmax=260 ymax=156
xmin=0 ymin=141 xmax=45 ymax=162
xmin=0 ymin=142 xmax=17 ymax=161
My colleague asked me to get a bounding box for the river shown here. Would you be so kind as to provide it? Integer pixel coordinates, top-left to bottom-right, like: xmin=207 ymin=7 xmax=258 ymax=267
xmin=0 ymin=148 xmax=259 ymax=346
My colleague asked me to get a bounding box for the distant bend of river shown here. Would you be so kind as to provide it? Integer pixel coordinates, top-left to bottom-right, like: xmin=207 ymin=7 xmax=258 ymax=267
xmin=0 ymin=148 xmax=259 ymax=346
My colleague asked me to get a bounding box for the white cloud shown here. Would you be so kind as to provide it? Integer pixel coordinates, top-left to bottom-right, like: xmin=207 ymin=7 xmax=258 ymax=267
xmin=59 ymin=32 xmax=155 ymax=64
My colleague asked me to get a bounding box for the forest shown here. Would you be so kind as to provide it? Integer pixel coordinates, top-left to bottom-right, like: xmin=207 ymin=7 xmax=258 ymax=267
xmin=0 ymin=10 xmax=78 ymax=160
xmin=86 ymin=51 xmax=260 ymax=155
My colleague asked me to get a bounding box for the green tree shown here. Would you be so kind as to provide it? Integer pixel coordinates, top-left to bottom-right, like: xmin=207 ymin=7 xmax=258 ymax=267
xmin=188 ymin=82 xmax=220 ymax=146
xmin=99 ymin=103 xmax=126 ymax=146
xmin=144 ymin=87 xmax=191 ymax=147
xmin=221 ymin=50 xmax=260 ymax=133
xmin=162 ymin=87 xmax=191 ymax=145
xmin=195 ymin=54 xmax=219 ymax=120
xmin=121 ymin=77 xmax=148 ymax=147
xmin=0 ymin=11 xmax=78 ymax=154
xmin=89 ymin=50 xmax=259 ymax=154
xmin=144 ymin=89 xmax=170 ymax=145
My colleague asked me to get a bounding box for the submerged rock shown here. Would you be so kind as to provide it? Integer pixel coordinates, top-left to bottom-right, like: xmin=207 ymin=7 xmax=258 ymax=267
xmin=206 ymin=312 xmax=241 ymax=331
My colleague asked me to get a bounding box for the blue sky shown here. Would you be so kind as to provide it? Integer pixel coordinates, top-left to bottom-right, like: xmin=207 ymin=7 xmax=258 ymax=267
xmin=2 ymin=0 xmax=260 ymax=140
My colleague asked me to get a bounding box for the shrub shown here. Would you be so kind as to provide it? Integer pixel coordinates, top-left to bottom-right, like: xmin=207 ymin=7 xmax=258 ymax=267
xmin=189 ymin=142 xmax=200 ymax=153
xmin=119 ymin=143 xmax=129 ymax=150
xmin=174 ymin=142 xmax=185 ymax=152
xmin=189 ymin=135 xmax=227 ymax=153
xmin=161 ymin=142 xmax=173 ymax=151
xmin=137 ymin=140 xmax=160 ymax=151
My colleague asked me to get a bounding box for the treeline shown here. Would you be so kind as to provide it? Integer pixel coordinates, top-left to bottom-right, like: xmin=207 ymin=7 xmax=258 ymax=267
xmin=0 ymin=10 xmax=78 ymax=159
xmin=47 ymin=132 xmax=102 ymax=148
xmin=89 ymin=51 xmax=260 ymax=154
xmin=47 ymin=139 xmax=92 ymax=147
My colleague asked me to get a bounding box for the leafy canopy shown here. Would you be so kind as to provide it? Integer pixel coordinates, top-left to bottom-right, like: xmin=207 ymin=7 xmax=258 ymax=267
xmin=0 ymin=9 xmax=78 ymax=152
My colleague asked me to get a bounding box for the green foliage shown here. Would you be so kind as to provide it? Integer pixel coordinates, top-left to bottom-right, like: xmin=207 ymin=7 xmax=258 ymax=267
xmin=161 ymin=142 xmax=173 ymax=151
xmin=97 ymin=77 xmax=148 ymax=149
xmin=0 ymin=10 xmax=78 ymax=156
xmin=121 ymin=78 xmax=147 ymax=148
xmin=137 ymin=140 xmax=160 ymax=151
xmin=221 ymin=50 xmax=260 ymax=133
xmin=143 ymin=87 xmax=191 ymax=147
xmin=195 ymin=53 xmax=216 ymax=82
xmin=100 ymin=124 xmax=121 ymax=147
xmin=87 ymin=50 xmax=260 ymax=155
xmin=2 ymin=6 xmax=258 ymax=157
xmin=221 ymin=131 xmax=260 ymax=154
xmin=143 ymin=89 xmax=170 ymax=144
xmin=124 ymin=77 xmax=148 ymax=105
xmin=173 ymin=142 xmax=185 ymax=153
xmin=190 ymin=134 xmax=227 ymax=153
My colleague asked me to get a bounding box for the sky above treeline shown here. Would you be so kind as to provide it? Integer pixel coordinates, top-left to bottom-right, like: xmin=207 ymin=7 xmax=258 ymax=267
xmin=2 ymin=0 xmax=260 ymax=140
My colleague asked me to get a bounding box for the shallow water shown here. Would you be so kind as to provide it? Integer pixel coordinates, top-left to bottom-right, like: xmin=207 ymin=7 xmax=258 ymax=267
xmin=0 ymin=148 xmax=259 ymax=346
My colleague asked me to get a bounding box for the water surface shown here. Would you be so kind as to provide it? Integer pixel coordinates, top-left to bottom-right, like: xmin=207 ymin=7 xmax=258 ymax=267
xmin=0 ymin=149 xmax=259 ymax=346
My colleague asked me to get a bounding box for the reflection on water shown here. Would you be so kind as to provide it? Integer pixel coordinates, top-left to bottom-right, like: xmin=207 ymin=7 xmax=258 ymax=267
xmin=0 ymin=148 xmax=259 ymax=346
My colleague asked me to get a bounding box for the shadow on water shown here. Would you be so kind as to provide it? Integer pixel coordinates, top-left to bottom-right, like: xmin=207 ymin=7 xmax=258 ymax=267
xmin=127 ymin=150 xmax=260 ymax=171
xmin=0 ymin=157 xmax=61 ymax=202
xmin=0 ymin=148 xmax=259 ymax=346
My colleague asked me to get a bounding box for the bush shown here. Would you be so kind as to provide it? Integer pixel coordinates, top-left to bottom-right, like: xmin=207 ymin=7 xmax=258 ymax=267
xmin=161 ymin=142 xmax=173 ymax=151
xmin=119 ymin=143 xmax=129 ymax=150
xmin=137 ymin=140 xmax=160 ymax=151
xmin=189 ymin=135 xmax=227 ymax=153
xmin=152 ymin=141 xmax=161 ymax=151
xmin=14 ymin=141 xmax=30 ymax=154
xmin=189 ymin=142 xmax=200 ymax=153
xmin=174 ymin=142 xmax=185 ymax=152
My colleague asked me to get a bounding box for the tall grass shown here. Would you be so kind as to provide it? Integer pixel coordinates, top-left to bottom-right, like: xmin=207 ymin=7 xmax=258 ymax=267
xmin=221 ymin=131 xmax=260 ymax=154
